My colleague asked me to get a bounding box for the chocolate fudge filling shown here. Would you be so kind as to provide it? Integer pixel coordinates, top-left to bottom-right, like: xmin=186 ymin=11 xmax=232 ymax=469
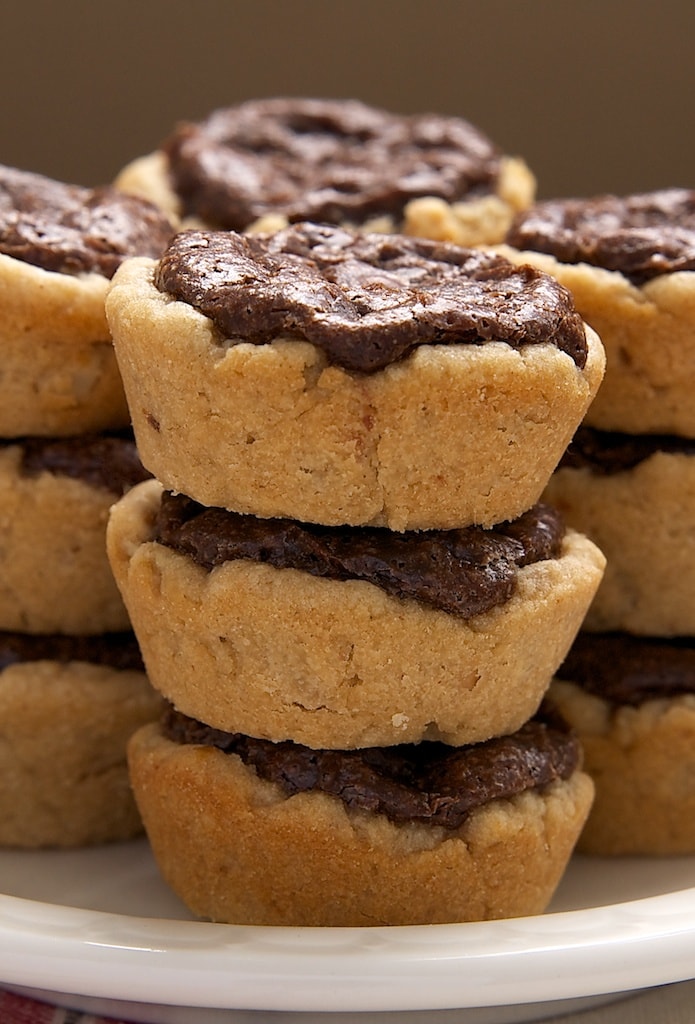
xmin=559 ymin=426 xmax=695 ymax=475
xmin=162 ymin=703 xmax=579 ymax=829
xmin=507 ymin=189 xmax=695 ymax=284
xmin=4 ymin=431 xmax=151 ymax=495
xmin=0 ymin=163 xmax=173 ymax=278
xmin=154 ymin=492 xmax=565 ymax=619
xmin=559 ymin=633 xmax=695 ymax=706
xmin=0 ymin=631 xmax=144 ymax=673
xmin=154 ymin=224 xmax=588 ymax=372
xmin=163 ymin=98 xmax=503 ymax=231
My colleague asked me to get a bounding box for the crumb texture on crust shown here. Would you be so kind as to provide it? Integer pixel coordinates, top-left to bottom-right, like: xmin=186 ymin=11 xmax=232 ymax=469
xmin=0 ymin=445 xmax=131 ymax=634
xmin=107 ymin=479 xmax=605 ymax=749
xmin=106 ymin=258 xmax=604 ymax=531
xmin=403 ymin=157 xmax=536 ymax=246
xmin=543 ymin=451 xmax=695 ymax=636
xmin=499 ymin=246 xmax=695 ymax=438
xmin=115 ymin=152 xmax=183 ymax=224
xmin=0 ymin=662 xmax=161 ymax=848
xmin=550 ymin=681 xmax=695 ymax=855
xmin=0 ymin=253 xmax=129 ymax=436
xmin=128 ymin=723 xmax=593 ymax=926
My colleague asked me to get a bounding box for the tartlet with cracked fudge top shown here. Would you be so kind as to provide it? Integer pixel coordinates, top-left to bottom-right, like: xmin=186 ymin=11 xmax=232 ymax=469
xmin=128 ymin=703 xmax=593 ymax=926
xmin=0 ymin=163 xmax=173 ymax=436
xmin=550 ymin=633 xmax=695 ymax=855
xmin=516 ymin=191 xmax=695 ymax=857
xmin=505 ymin=189 xmax=695 ymax=437
xmin=108 ymin=105 xmax=602 ymax=922
xmin=543 ymin=427 xmax=695 ymax=636
xmin=106 ymin=223 xmax=605 ymax=532
xmin=115 ymin=97 xmax=535 ymax=246
xmin=108 ymin=479 xmax=604 ymax=749
xmin=0 ymin=431 xmax=159 ymax=848
xmin=0 ymin=162 xmax=169 ymax=847
xmin=0 ymin=431 xmax=150 ymax=635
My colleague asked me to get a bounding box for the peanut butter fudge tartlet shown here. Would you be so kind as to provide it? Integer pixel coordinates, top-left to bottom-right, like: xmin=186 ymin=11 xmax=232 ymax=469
xmin=550 ymin=633 xmax=695 ymax=855
xmin=0 ymin=630 xmax=161 ymax=847
xmin=543 ymin=428 xmax=695 ymax=636
xmin=0 ymin=164 xmax=173 ymax=437
xmin=505 ymin=189 xmax=695 ymax=437
xmin=106 ymin=224 xmax=604 ymax=531
xmin=116 ymin=97 xmax=535 ymax=246
xmin=128 ymin=703 xmax=593 ymax=925
xmin=513 ymin=191 xmax=695 ymax=856
xmin=108 ymin=479 xmax=604 ymax=749
xmin=0 ymin=431 xmax=151 ymax=634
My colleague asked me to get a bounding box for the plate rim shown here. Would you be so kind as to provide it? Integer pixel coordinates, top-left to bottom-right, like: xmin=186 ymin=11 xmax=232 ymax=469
xmin=1 ymin=883 xmax=695 ymax=1013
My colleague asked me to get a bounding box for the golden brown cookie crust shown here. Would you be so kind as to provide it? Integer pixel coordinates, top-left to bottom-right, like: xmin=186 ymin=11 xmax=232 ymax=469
xmin=115 ymin=152 xmax=184 ymax=224
xmin=106 ymin=258 xmax=604 ymax=531
xmin=108 ymin=480 xmax=605 ymax=749
xmin=543 ymin=450 xmax=695 ymax=636
xmin=0 ymin=444 xmax=131 ymax=634
xmin=115 ymin=152 xmax=534 ymax=247
xmin=128 ymin=722 xmax=593 ymax=926
xmin=0 ymin=660 xmax=162 ymax=848
xmin=549 ymin=679 xmax=695 ymax=855
xmin=499 ymin=246 xmax=695 ymax=438
xmin=0 ymin=253 xmax=130 ymax=437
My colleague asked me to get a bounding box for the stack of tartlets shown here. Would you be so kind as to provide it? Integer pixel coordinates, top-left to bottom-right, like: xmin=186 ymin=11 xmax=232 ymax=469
xmin=506 ymin=190 xmax=695 ymax=854
xmin=0 ymin=164 xmax=171 ymax=847
xmin=106 ymin=207 xmax=606 ymax=924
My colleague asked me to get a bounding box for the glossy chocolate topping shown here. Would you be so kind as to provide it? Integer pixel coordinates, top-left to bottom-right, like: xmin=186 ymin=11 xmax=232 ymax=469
xmin=0 ymin=630 xmax=144 ymax=673
xmin=507 ymin=189 xmax=695 ymax=284
xmin=9 ymin=431 xmax=151 ymax=495
xmin=162 ymin=703 xmax=580 ymax=829
xmin=163 ymin=97 xmax=502 ymax=230
xmin=559 ymin=632 xmax=695 ymax=706
xmin=0 ymin=163 xmax=173 ymax=278
xmin=154 ymin=492 xmax=565 ymax=619
xmin=154 ymin=224 xmax=588 ymax=372
xmin=559 ymin=426 xmax=695 ymax=475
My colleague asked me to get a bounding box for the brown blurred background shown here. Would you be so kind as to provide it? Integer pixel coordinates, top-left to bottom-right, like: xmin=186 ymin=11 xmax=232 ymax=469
xmin=2 ymin=0 xmax=693 ymax=199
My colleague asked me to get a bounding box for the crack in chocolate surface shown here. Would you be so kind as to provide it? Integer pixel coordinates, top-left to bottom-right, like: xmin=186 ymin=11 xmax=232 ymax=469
xmin=163 ymin=98 xmax=503 ymax=230
xmin=559 ymin=633 xmax=695 ymax=706
xmin=162 ymin=703 xmax=579 ymax=829
xmin=0 ymin=163 xmax=173 ymax=278
xmin=507 ymin=189 xmax=695 ymax=284
xmin=154 ymin=224 xmax=588 ymax=372
xmin=0 ymin=631 xmax=145 ymax=673
xmin=154 ymin=492 xmax=565 ymax=619
xmin=6 ymin=431 xmax=152 ymax=495
xmin=559 ymin=426 xmax=695 ymax=475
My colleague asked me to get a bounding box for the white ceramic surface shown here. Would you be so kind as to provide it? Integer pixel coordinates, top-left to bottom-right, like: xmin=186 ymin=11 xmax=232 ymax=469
xmin=1 ymin=840 xmax=694 ymax=1024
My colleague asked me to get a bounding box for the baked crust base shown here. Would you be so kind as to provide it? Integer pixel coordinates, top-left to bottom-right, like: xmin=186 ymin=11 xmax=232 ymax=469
xmin=128 ymin=722 xmax=593 ymax=926
xmin=106 ymin=258 xmax=604 ymax=531
xmin=0 ymin=660 xmax=161 ymax=848
xmin=550 ymin=679 xmax=695 ymax=855
xmin=0 ymin=444 xmax=131 ymax=634
xmin=0 ymin=253 xmax=129 ymax=437
xmin=107 ymin=480 xmax=605 ymax=749
xmin=499 ymin=246 xmax=695 ymax=438
xmin=543 ymin=451 xmax=695 ymax=636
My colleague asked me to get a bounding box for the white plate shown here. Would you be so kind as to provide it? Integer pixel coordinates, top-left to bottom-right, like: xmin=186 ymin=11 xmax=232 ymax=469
xmin=1 ymin=840 xmax=695 ymax=1024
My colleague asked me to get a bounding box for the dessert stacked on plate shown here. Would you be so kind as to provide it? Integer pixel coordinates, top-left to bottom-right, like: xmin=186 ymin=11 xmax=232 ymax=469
xmin=104 ymin=99 xmax=608 ymax=924
xmin=506 ymin=190 xmax=695 ymax=854
xmin=0 ymin=164 xmax=171 ymax=847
